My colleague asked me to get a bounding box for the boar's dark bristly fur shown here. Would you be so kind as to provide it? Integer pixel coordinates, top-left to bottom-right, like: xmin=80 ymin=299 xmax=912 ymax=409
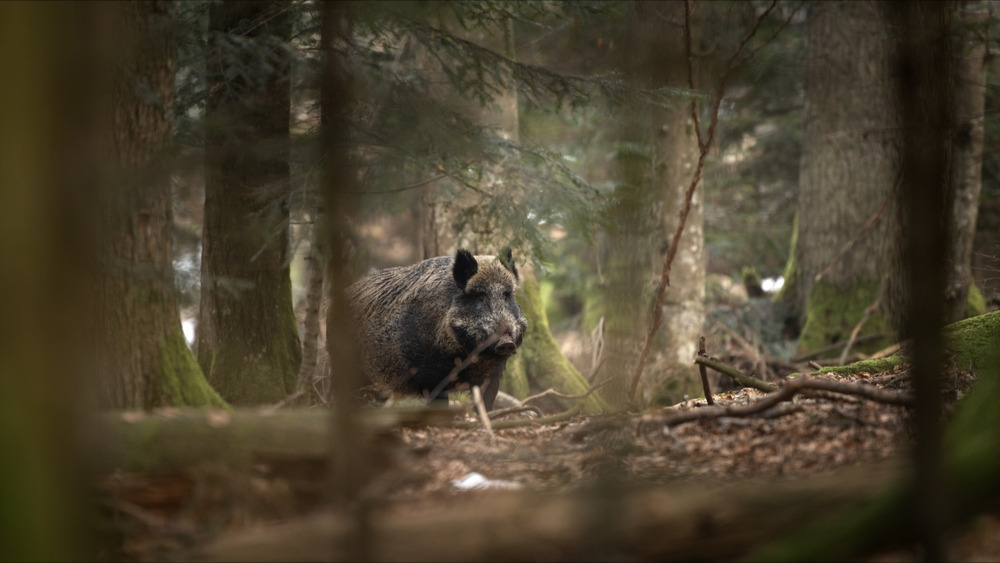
xmin=348 ymin=248 xmax=528 ymax=410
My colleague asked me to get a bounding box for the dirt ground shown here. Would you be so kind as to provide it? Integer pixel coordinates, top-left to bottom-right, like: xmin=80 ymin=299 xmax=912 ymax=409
xmin=97 ymin=361 xmax=1000 ymax=562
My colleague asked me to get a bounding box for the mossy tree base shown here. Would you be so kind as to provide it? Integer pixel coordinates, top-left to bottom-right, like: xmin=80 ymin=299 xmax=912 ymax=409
xmin=797 ymin=280 xmax=893 ymax=357
xmin=502 ymin=272 xmax=611 ymax=413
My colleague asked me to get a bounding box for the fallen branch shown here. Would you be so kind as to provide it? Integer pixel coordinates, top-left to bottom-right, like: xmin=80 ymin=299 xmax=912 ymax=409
xmin=695 ymin=355 xmax=778 ymax=393
xmin=451 ymin=403 xmax=584 ymax=430
xmin=640 ymin=376 xmax=913 ymax=430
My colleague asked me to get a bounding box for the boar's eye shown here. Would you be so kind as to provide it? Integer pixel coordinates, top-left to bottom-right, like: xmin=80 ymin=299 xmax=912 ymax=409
xmin=503 ymin=290 xmax=512 ymax=300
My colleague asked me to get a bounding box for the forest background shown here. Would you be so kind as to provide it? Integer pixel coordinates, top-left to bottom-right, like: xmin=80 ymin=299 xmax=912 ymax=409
xmin=3 ymin=0 xmax=1000 ymax=560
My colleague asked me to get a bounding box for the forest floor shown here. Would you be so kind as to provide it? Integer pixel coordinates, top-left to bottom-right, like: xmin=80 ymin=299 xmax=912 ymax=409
xmin=95 ymin=354 xmax=1000 ymax=562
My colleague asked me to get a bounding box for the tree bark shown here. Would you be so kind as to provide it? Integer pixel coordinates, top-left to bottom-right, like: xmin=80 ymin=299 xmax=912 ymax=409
xmin=944 ymin=0 xmax=987 ymax=323
xmin=594 ymin=1 xmax=705 ymax=407
xmin=200 ymin=0 xmax=301 ymax=405
xmin=97 ymin=0 xmax=225 ymax=410
xmin=794 ymin=1 xmax=900 ymax=356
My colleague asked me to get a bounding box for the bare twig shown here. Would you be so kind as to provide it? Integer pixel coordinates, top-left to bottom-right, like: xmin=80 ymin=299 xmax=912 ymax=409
xmin=697 ymin=336 xmax=715 ymax=405
xmin=452 ymin=403 xmax=584 ymax=430
xmin=839 ymin=272 xmax=889 ymax=365
xmin=808 ymin=360 xmax=824 ymax=371
xmin=641 ymin=375 xmax=913 ymax=429
xmin=425 ymin=333 xmax=501 ymax=404
xmin=695 ymin=355 xmax=778 ymax=393
xmin=815 ymin=193 xmax=891 ymax=284
xmin=520 ymin=376 xmax=611 ymax=407
xmin=793 ymin=332 xmax=891 ymax=363
xmin=472 ymin=385 xmax=495 ymax=442
xmin=262 ymin=387 xmax=307 ymax=414
xmin=487 ymin=405 xmax=544 ymax=420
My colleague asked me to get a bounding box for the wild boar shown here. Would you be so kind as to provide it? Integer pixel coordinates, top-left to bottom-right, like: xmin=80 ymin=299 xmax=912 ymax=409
xmin=348 ymin=248 xmax=527 ymax=410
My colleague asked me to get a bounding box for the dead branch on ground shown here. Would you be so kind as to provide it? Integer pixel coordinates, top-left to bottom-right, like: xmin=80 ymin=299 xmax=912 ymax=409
xmin=640 ymin=375 xmax=913 ymax=430
xmin=695 ymin=355 xmax=778 ymax=393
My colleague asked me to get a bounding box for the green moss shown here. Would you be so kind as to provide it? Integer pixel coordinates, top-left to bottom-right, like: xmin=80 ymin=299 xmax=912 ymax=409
xmin=942 ymin=309 xmax=1000 ymax=372
xmin=513 ymin=274 xmax=611 ymax=413
xmin=501 ymin=354 xmax=530 ymax=400
xmin=797 ymin=280 xmax=893 ymax=357
xmin=774 ymin=213 xmax=799 ymax=307
xmin=965 ymin=283 xmax=985 ymax=318
xmin=154 ymin=324 xmax=228 ymax=409
xmin=790 ymin=354 xmax=907 ymax=379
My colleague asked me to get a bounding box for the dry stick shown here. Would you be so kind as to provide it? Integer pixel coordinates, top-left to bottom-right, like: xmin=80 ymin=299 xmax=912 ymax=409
xmin=520 ymin=376 xmax=612 ymax=408
xmin=838 ymin=272 xmax=889 ymax=365
xmin=793 ymin=332 xmax=891 ymax=363
xmin=628 ymin=0 xmax=783 ymax=402
xmin=453 ymin=403 xmax=585 ymax=430
xmin=814 ymin=192 xmax=891 ymax=284
xmin=713 ymin=322 xmax=772 ymax=381
xmin=425 ymin=333 xmax=501 ymax=405
xmin=472 ymin=385 xmax=495 ymax=441
xmin=643 ymin=376 xmax=913 ymax=429
xmin=697 ymin=336 xmax=715 ymax=405
xmin=695 ymin=355 xmax=778 ymax=393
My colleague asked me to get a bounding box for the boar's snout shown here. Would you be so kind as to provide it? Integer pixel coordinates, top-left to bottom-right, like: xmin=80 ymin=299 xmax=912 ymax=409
xmin=494 ymin=337 xmax=517 ymax=356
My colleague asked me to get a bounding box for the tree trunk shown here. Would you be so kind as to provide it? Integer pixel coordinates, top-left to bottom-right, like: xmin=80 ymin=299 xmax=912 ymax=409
xmin=944 ymin=0 xmax=987 ymax=323
xmin=794 ymin=1 xmax=900 ymax=356
xmin=647 ymin=1 xmax=706 ymax=403
xmin=0 ymin=2 xmax=109 ymax=558
xmin=594 ymin=1 xmax=705 ymax=407
xmin=200 ymin=0 xmax=301 ymax=405
xmin=97 ymin=0 xmax=225 ymax=409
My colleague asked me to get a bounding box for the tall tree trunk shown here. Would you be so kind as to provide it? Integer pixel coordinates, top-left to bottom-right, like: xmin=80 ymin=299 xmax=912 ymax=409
xmin=648 ymin=0 xmax=706 ymax=402
xmin=97 ymin=0 xmax=225 ymax=409
xmin=594 ymin=0 xmax=705 ymax=406
xmin=199 ymin=0 xmax=301 ymax=405
xmin=794 ymin=1 xmax=900 ymax=356
xmin=944 ymin=0 xmax=987 ymax=323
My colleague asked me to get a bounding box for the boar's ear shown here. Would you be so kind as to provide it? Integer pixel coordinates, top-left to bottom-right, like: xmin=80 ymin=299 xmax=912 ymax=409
xmin=453 ymin=248 xmax=478 ymax=290
xmin=498 ymin=245 xmax=518 ymax=281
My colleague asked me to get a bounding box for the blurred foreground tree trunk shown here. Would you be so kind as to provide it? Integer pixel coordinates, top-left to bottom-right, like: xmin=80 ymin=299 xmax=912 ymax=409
xmin=199 ymin=0 xmax=301 ymax=405
xmin=96 ymin=0 xmax=225 ymax=409
xmin=792 ymin=0 xmax=900 ymax=356
xmin=0 ymin=2 xmax=108 ymax=559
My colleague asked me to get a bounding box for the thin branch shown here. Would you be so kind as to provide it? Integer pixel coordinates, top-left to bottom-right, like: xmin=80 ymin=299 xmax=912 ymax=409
xmin=472 ymin=385 xmax=496 ymax=442
xmin=697 ymin=336 xmax=715 ymax=405
xmin=641 ymin=375 xmax=913 ymax=429
xmin=815 ymin=193 xmax=891 ymax=284
xmin=695 ymin=355 xmax=778 ymax=393
xmin=425 ymin=333 xmax=501 ymax=404
xmin=520 ymin=376 xmax=612 ymax=408
xmin=839 ymin=272 xmax=889 ymax=365
xmin=452 ymin=403 xmax=584 ymax=430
